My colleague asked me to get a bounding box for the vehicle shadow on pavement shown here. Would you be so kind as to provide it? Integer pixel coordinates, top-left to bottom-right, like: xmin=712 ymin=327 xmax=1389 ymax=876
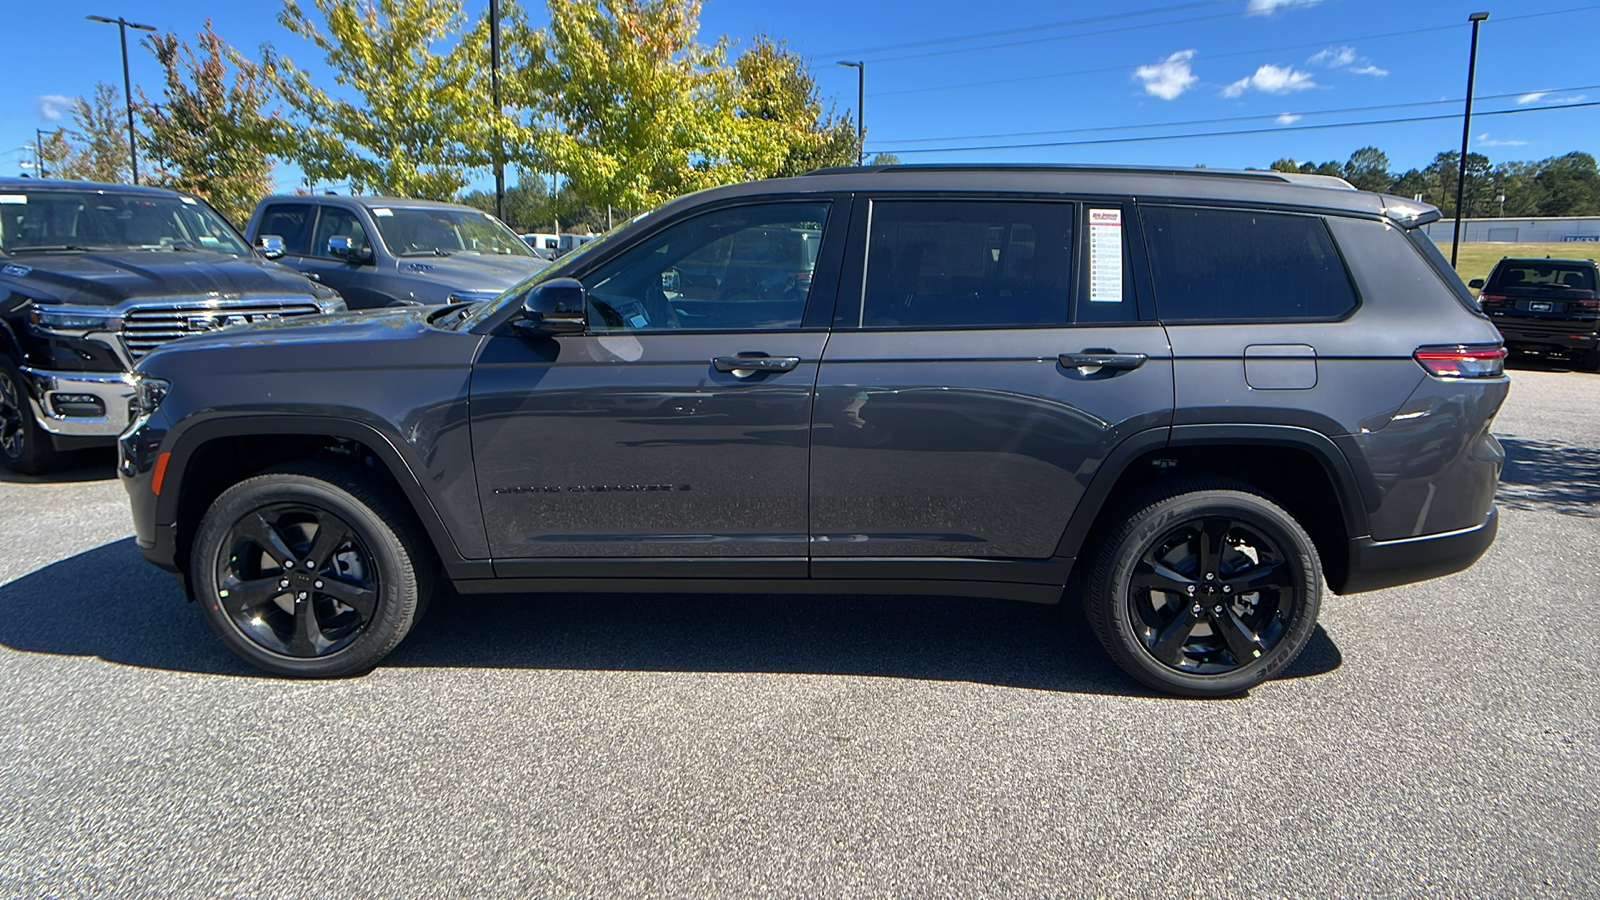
xmin=0 ymin=449 xmax=118 ymax=484
xmin=0 ymin=538 xmax=1343 ymax=696
xmin=1497 ymin=436 xmax=1600 ymax=517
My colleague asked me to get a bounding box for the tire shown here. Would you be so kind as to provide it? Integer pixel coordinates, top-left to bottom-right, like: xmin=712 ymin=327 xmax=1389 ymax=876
xmin=0 ymin=356 xmax=65 ymax=476
xmin=1083 ymin=478 xmax=1322 ymax=698
xmin=1578 ymin=348 xmax=1600 ymax=373
xmin=189 ymin=461 xmax=434 ymax=677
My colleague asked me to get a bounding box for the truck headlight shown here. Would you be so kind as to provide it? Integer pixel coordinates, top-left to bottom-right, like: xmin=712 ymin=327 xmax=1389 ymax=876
xmin=132 ymin=375 xmax=171 ymax=418
xmin=28 ymin=307 xmax=119 ymax=336
xmin=310 ymin=285 xmax=347 ymax=313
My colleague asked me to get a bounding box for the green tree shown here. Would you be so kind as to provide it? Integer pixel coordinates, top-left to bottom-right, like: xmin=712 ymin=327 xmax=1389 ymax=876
xmin=1424 ymin=151 xmax=1494 ymax=217
xmin=727 ymin=36 xmax=859 ymax=177
xmin=269 ymin=0 xmax=492 ymax=199
xmin=55 ymin=84 xmax=131 ymax=183
xmin=512 ymin=0 xmax=736 ymax=214
xmin=1342 ymin=146 xmax=1391 ymax=193
xmin=1533 ymin=152 xmax=1600 ymax=216
xmin=36 ymin=129 xmax=72 ymax=179
xmin=867 ymin=152 xmax=901 ymax=166
xmin=139 ymin=22 xmax=277 ymax=226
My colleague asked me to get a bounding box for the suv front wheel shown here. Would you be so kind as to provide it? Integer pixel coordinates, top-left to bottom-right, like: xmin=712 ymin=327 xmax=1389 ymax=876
xmin=1085 ymin=479 xmax=1322 ymax=697
xmin=190 ymin=462 xmax=433 ymax=677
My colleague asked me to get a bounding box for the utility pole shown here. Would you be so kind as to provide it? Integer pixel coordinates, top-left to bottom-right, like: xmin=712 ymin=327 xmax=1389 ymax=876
xmin=490 ymin=0 xmax=504 ymax=222
xmin=1451 ymin=12 xmax=1490 ymax=267
xmin=837 ymin=61 xmax=864 ymax=165
xmin=35 ymin=129 xmax=47 ymax=179
xmin=87 ymin=14 xmax=157 ymax=185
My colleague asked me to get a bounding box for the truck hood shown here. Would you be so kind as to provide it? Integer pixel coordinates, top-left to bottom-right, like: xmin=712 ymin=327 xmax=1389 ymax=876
xmin=137 ymin=305 xmax=433 ymax=368
xmin=394 ymin=251 xmax=548 ymax=292
xmin=0 ymin=248 xmax=320 ymax=306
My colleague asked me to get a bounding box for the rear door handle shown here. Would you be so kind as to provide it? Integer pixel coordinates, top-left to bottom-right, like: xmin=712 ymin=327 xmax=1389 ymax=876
xmin=1059 ymin=351 xmax=1148 ymax=371
xmin=712 ymin=355 xmax=801 ymax=376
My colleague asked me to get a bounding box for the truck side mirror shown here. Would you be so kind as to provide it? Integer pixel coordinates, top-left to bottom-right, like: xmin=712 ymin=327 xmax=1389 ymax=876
xmin=513 ymin=277 xmax=587 ymax=336
xmin=257 ymin=235 xmax=286 ymax=260
xmin=328 ymin=235 xmax=374 ymax=264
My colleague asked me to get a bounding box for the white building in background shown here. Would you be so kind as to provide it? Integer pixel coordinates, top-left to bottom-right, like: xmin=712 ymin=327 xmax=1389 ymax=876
xmin=1422 ymin=216 xmax=1600 ymax=244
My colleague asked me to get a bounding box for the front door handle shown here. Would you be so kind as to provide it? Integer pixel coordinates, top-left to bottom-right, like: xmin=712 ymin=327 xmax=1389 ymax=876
xmin=712 ymin=355 xmax=801 ymax=377
xmin=1059 ymin=351 xmax=1148 ymax=371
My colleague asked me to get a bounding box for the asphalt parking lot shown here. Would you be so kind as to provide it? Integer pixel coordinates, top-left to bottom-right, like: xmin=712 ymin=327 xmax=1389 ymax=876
xmin=1 ymin=365 xmax=1595 ymax=898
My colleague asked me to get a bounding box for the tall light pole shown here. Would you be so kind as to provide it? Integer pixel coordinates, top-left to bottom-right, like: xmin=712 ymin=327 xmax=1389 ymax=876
xmin=87 ymin=14 xmax=157 ymax=186
xmin=837 ymin=61 xmax=864 ymax=165
xmin=1451 ymin=12 xmax=1489 ymax=267
xmin=489 ymin=0 xmax=504 ymax=222
xmin=35 ymin=129 xmax=48 ymax=179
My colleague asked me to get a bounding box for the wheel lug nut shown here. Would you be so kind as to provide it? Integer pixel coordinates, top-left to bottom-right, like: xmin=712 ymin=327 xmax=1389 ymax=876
xmin=279 ymin=580 xmax=289 ymax=588
xmin=297 ymin=592 xmax=307 ymax=601
xmin=314 ymin=580 xmax=324 ymax=589
xmin=1186 ymin=585 xmax=1196 ymax=594
xmin=1223 ymin=585 xmax=1232 ymax=593
xmin=1213 ymin=604 xmax=1223 ymax=614
xmin=284 ymin=560 xmax=295 ymax=569
xmin=1205 ymin=573 xmax=1215 ymax=581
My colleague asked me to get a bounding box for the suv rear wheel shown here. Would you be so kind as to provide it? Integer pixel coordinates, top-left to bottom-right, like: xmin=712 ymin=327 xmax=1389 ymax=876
xmin=190 ymin=462 xmax=433 ymax=677
xmin=1084 ymin=479 xmax=1321 ymax=697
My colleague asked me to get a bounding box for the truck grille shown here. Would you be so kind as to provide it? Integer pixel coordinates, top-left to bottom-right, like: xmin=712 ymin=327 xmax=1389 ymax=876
xmin=121 ymin=298 xmax=324 ymax=359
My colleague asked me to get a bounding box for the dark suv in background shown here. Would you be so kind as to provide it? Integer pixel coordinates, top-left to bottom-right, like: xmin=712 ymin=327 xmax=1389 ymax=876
xmin=243 ymin=195 xmax=548 ymax=309
xmin=120 ymin=165 xmax=1508 ymax=696
xmin=1471 ymin=256 xmax=1600 ymax=370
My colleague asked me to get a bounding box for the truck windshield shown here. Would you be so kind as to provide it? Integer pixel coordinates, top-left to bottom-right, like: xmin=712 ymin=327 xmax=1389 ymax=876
xmin=372 ymin=207 xmax=536 ymax=257
xmin=0 ymin=188 xmax=249 ymax=254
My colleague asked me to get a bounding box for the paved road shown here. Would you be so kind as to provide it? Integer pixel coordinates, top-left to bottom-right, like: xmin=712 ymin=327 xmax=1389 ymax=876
xmin=1 ymin=366 xmax=1595 ymax=898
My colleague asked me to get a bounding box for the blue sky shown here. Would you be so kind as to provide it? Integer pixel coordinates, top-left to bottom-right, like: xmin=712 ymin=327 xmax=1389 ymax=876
xmin=4 ymin=0 xmax=1598 ymax=191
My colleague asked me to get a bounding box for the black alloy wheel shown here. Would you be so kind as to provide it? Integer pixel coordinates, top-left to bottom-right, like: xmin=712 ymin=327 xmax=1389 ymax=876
xmin=191 ymin=463 xmax=431 ymax=677
xmin=1085 ymin=479 xmax=1321 ymax=697
xmin=1128 ymin=516 xmax=1295 ymax=674
xmin=0 ymin=365 xmax=25 ymax=464
xmin=216 ymin=503 xmax=379 ymax=658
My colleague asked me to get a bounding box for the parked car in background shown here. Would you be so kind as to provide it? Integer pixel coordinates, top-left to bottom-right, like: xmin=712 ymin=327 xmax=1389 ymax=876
xmin=0 ymin=177 xmax=343 ymax=474
xmin=244 ymin=196 xmax=548 ymax=309
xmin=1471 ymin=256 xmax=1600 ymax=370
xmin=121 ymin=164 xmax=1507 ymax=697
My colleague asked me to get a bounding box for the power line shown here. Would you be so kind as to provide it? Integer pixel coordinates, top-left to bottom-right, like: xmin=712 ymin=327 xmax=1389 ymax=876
xmin=848 ymin=1 xmax=1600 ymax=68
xmin=871 ymin=100 xmax=1600 ymax=155
xmin=811 ymin=0 xmax=1230 ymax=59
xmin=880 ymin=85 xmax=1600 ymax=147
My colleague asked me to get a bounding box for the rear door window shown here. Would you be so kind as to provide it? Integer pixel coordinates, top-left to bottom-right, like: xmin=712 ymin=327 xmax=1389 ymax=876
xmin=858 ymin=200 xmax=1074 ymax=329
xmin=1141 ymin=206 xmax=1358 ymax=322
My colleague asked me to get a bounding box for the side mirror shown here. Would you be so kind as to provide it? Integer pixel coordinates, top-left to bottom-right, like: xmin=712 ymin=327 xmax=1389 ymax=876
xmin=1468 ymin=278 xmax=1485 ymax=290
xmin=328 ymin=235 xmax=374 ymax=264
xmin=514 ymin=277 xmax=587 ymax=336
xmin=257 ymin=234 xmax=286 ymax=260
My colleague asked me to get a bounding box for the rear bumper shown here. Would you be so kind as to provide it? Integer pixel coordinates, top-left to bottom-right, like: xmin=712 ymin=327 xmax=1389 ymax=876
xmin=1339 ymin=506 xmax=1498 ymax=594
xmin=1493 ymin=321 xmax=1598 ymax=354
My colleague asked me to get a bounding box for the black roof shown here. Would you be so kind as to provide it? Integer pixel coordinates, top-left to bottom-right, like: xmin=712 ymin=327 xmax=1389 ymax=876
xmin=0 ymin=176 xmax=186 ymax=198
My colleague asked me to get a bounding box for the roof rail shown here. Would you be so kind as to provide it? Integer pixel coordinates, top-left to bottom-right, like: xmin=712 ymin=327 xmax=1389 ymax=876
xmin=800 ymin=163 xmax=1299 ymax=183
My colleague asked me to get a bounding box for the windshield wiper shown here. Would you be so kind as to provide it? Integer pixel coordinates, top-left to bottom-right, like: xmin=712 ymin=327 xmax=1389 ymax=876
xmin=398 ymin=248 xmax=452 ymax=258
xmin=10 ymin=244 xmax=96 ymax=252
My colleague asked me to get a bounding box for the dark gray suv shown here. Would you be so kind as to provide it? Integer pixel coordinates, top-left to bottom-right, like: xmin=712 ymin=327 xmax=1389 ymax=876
xmin=242 ymin=195 xmax=548 ymax=309
xmin=119 ymin=165 xmax=1508 ymax=696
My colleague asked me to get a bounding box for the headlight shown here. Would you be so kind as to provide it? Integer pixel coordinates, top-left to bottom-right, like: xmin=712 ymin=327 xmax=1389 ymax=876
xmin=131 ymin=375 xmax=171 ymax=418
xmin=310 ymin=284 xmax=347 ymax=313
xmin=28 ymin=307 xmax=119 ymax=336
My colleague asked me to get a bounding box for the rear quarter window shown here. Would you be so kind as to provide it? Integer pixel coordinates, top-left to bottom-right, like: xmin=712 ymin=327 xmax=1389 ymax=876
xmin=1140 ymin=206 xmax=1357 ymax=322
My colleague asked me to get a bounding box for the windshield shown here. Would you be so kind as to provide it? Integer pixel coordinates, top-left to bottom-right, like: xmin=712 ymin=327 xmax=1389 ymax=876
xmin=454 ymin=210 xmax=652 ymax=331
xmin=0 ymin=188 xmax=249 ymax=254
xmin=371 ymin=206 xmax=535 ymax=257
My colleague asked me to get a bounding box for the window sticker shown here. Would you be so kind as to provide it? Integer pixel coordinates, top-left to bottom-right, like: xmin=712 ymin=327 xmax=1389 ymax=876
xmin=1089 ymin=208 xmax=1123 ymax=303
xmin=0 ymin=195 xmax=27 ymax=204
xmin=180 ymin=196 xmax=198 ymax=204
xmin=373 ymin=207 xmax=393 ymax=217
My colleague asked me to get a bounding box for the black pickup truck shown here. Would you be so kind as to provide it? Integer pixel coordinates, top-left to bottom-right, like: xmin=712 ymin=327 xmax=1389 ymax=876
xmin=0 ymin=178 xmax=343 ymax=473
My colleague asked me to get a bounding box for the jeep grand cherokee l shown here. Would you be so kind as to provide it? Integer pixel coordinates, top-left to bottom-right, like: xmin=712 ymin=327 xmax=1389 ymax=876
xmin=1470 ymin=256 xmax=1600 ymax=370
xmin=119 ymin=164 xmax=1507 ymax=697
xmin=0 ymin=178 xmax=343 ymax=474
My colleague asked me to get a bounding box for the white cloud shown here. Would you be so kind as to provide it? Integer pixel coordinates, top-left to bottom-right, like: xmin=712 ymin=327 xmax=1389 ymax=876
xmin=1275 ymin=113 xmax=1303 ymax=124
xmin=1476 ymin=134 xmax=1528 ymax=147
xmin=1248 ymin=0 xmax=1322 ymax=13
xmin=1309 ymin=46 xmax=1356 ymax=67
xmin=1134 ymin=50 xmax=1199 ymax=100
xmin=35 ymin=95 xmax=73 ymax=121
xmin=1517 ymin=91 xmax=1548 ymax=105
xmin=1223 ymin=64 xmax=1316 ymax=98
xmin=1350 ymin=64 xmax=1388 ymax=77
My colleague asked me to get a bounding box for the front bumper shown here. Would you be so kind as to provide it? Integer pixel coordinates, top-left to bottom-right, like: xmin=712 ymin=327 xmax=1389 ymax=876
xmin=1339 ymin=506 xmax=1499 ymax=594
xmin=19 ymin=366 xmax=135 ymax=437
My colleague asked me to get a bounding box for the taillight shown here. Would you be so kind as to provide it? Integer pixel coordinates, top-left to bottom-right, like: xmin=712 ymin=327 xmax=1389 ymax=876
xmin=1414 ymin=345 xmax=1507 ymax=378
xmin=1477 ymin=292 xmax=1510 ymax=307
xmin=1572 ymin=298 xmax=1600 ymax=312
